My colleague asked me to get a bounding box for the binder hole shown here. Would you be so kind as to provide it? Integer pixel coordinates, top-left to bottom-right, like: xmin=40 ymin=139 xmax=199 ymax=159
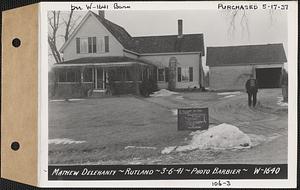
xmin=11 ymin=141 xmax=20 ymax=151
xmin=12 ymin=38 xmax=21 ymax=47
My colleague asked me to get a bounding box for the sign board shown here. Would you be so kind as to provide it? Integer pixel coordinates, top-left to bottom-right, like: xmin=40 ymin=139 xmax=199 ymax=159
xmin=178 ymin=108 xmax=209 ymax=130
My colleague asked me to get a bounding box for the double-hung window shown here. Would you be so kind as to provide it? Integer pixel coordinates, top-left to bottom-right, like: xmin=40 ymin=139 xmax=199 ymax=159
xmin=88 ymin=37 xmax=97 ymax=53
xmin=157 ymin=68 xmax=170 ymax=82
xmin=77 ymin=37 xmax=88 ymax=54
xmin=158 ymin=68 xmax=165 ymax=82
xmin=76 ymin=36 xmax=109 ymax=54
xmin=177 ymin=67 xmax=193 ymax=82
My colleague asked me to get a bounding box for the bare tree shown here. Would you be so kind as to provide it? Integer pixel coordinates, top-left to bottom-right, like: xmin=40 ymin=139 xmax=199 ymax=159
xmin=226 ymin=10 xmax=275 ymax=40
xmin=48 ymin=10 xmax=80 ymax=63
xmin=63 ymin=10 xmax=75 ymax=42
xmin=48 ymin=11 xmax=62 ymax=63
xmin=227 ymin=10 xmax=250 ymax=40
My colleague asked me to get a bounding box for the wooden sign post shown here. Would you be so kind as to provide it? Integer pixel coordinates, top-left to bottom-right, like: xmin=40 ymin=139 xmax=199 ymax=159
xmin=177 ymin=108 xmax=209 ymax=130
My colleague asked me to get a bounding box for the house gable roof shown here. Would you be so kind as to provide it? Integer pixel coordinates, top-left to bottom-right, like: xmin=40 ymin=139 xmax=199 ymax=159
xmin=90 ymin=12 xmax=133 ymax=49
xmin=129 ymin=34 xmax=205 ymax=55
xmin=60 ymin=11 xmax=205 ymax=55
xmin=206 ymin=43 xmax=287 ymax=67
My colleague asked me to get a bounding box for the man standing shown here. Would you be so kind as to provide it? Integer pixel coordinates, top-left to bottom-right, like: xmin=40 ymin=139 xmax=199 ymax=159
xmin=245 ymin=75 xmax=258 ymax=107
xmin=280 ymin=69 xmax=288 ymax=102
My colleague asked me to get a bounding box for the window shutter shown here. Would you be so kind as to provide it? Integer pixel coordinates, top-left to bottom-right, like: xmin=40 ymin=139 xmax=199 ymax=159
xmin=88 ymin=37 xmax=92 ymax=53
xmin=92 ymin=37 xmax=97 ymax=53
xmin=76 ymin=38 xmax=80 ymax=53
xmin=104 ymin=36 xmax=109 ymax=52
xmin=152 ymin=68 xmax=157 ymax=81
xmin=177 ymin=67 xmax=181 ymax=82
xmin=189 ymin=67 xmax=193 ymax=82
xmin=165 ymin=68 xmax=169 ymax=82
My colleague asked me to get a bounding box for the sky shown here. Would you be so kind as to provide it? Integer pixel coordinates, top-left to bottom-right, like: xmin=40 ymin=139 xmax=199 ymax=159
xmin=51 ymin=10 xmax=288 ymax=71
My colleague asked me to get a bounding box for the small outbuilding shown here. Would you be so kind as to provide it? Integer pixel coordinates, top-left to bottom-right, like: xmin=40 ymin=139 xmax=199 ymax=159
xmin=206 ymin=43 xmax=287 ymax=90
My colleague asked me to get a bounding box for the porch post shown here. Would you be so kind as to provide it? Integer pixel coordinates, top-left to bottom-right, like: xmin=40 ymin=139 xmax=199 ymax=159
xmin=134 ymin=64 xmax=140 ymax=95
xmin=95 ymin=67 xmax=97 ymax=89
xmin=102 ymin=68 xmax=105 ymax=89
xmin=80 ymin=67 xmax=84 ymax=83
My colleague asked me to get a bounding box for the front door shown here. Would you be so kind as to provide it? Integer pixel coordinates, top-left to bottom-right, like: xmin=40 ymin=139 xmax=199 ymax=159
xmin=95 ymin=68 xmax=106 ymax=89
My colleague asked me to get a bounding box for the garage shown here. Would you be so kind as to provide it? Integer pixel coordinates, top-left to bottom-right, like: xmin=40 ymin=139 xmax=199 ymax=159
xmin=256 ymin=68 xmax=282 ymax=88
xmin=207 ymin=43 xmax=287 ymax=90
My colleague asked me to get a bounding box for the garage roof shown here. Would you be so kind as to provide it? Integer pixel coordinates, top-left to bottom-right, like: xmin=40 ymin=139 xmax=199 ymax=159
xmin=206 ymin=43 xmax=287 ymax=67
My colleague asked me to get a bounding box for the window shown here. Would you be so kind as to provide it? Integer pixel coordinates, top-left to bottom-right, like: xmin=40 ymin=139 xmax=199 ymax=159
xmin=58 ymin=71 xmax=66 ymax=82
xmin=88 ymin=37 xmax=97 ymax=53
xmin=58 ymin=70 xmax=80 ymax=82
xmin=104 ymin=36 xmax=109 ymax=52
xmin=123 ymin=68 xmax=132 ymax=81
xmin=83 ymin=68 xmax=93 ymax=82
xmin=78 ymin=37 xmax=88 ymax=53
xmin=112 ymin=68 xmax=126 ymax=81
xmin=158 ymin=68 xmax=165 ymax=81
xmin=177 ymin=67 xmax=181 ymax=82
xmin=165 ymin=68 xmax=169 ymax=82
xmin=189 ymin=67 xmax=193 ymax=82
xmin=157 ymin=67 xmax=170 ymax=82
xmin=76 ymin=36 xmax=109 ymax=54
xmin=181 ymin=67 xmax=189 ymax=82
xmin=178 ymin=67 xmax=193 ymax=82
xmin=96 ymin=38 xmax=104 ymax=53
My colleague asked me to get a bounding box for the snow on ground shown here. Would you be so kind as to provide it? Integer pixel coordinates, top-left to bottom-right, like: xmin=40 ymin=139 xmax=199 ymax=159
xmin=175 ymin=96 xmax=184 ymax=100
xmin=125 ymin=146 xmax=157 ymax=150
xmin=217 ymin=91 xmax=241 ymax=96
xmin=69 ymin=98 xmax=85 ymax=101
xmin=170 ymin=109 xmax=178 ymax=116
xmin=150 ymin=89 xmax=179 ymax=97
xmin=50 ymin=99 xmax=85 ymax=102
xmin=161 ymin=146 xmax=177 ymax=154
xmin=50 ymin=99 xmax=65 ymax=102
xmin=277 ymin=97 xmax=288 ymax=107
xmin=221 ymin=95 xmax=236 ymax=99
xmin=218 ymin=92 xmax=241 ymax=99
xmin=161 ymin=123 xmax=281 ymax=154
xmin=49 ymin=138 xmax=86 ymax=145
xmin=248 ymin=133 xmax=281 ymax=147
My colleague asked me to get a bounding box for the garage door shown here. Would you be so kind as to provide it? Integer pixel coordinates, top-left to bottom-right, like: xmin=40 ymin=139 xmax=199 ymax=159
xmin=255 ymin=68 xmax=282 ymax=88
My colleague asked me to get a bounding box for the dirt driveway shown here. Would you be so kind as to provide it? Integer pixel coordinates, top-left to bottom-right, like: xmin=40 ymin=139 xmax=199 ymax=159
xmin=49 ymin=89 xmax=288 ymax=165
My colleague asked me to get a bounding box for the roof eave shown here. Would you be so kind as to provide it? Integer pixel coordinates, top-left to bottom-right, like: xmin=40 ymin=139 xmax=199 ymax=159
xmin=207 ymin=61 xmax=286 ymax=67
xmin=59 ymin=12 xmax=94 ymax=53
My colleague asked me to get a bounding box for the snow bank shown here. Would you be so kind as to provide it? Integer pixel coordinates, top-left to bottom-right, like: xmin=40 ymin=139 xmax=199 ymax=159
xmin=150 ymin=89 xmax=179 ymax=97
xmin=162 ymin=123 xmax=251 ymax=154
xmin=277 ymin=97 xmax=288 ymax=107
xmin=217 ymin=91 xmax=241 ymax=96
xmin=49 ymin=138 xmax=86 ymax=145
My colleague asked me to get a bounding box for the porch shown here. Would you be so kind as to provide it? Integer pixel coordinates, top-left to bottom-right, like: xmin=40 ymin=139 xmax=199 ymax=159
xmin=50 ymin=57 xmax=157 ymax=98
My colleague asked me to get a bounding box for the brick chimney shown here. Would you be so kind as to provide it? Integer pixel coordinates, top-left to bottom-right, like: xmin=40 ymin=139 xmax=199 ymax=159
xmin=98 ymin=10 xmax=105 ymax=18
xmin=178 ymin=19 xmax=183 ymax=38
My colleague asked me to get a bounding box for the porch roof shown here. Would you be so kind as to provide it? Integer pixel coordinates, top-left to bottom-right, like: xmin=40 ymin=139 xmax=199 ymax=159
xmin=54 ymin=56 xmax=155 ymax=67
